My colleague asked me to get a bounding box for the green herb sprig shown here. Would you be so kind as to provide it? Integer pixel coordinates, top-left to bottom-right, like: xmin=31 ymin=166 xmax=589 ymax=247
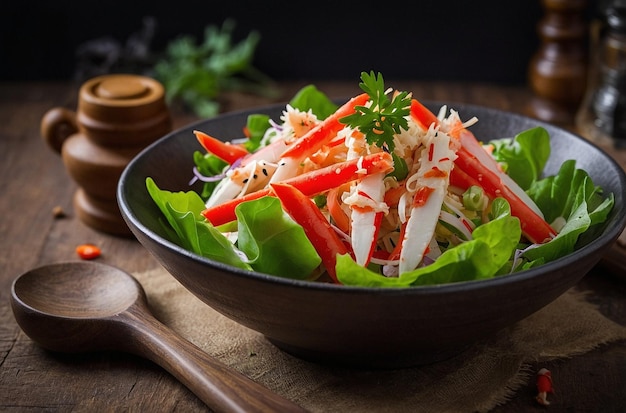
xmin=154 ymin=19 xmax=276 ymax=118
xmin=340 ymin=71 xmax=411 ymax=151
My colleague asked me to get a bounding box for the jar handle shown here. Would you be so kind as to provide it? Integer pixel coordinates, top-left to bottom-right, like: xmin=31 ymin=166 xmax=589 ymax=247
xmin=40 ymin=107 xmax=79 ymax=154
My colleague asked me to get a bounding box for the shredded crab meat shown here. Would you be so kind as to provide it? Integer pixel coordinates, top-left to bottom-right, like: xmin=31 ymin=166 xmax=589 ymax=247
xmin=281 ymin=105 xmax=320 ymax=139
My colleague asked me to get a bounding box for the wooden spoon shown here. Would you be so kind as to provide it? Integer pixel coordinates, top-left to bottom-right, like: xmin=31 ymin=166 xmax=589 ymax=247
xmin=10 ymin=261 xmax=307 ymax=413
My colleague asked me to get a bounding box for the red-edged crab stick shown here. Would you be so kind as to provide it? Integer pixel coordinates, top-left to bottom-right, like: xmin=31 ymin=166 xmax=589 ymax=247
xmin=194 ymin=130 xmax=250 ymax=164
xmin=271 ymin=182 xmax=350 ymax=284
xmin=269 ymin=93 xmax=369 ymax=183
xmin=409 ymin=99 xmax=556 ymax=245
xmin=202 ymin=152 xmax=394 ymax=226
xmin=398 ymin=132 xmax=456 ymax=274
xmin=341 ymin=129 xmax=388 ymax=267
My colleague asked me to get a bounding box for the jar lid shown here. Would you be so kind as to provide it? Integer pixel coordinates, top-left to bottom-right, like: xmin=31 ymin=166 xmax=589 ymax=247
xmin=78 ymin=74 xmax=168 ymax=123
xmin=76 ymin=74 xmax=171 ymax=147
xmin=96 ymin=76 xmax=154 ymax=100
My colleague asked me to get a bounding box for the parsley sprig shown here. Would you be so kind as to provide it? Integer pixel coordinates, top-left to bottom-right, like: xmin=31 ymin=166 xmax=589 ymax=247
xmin=340 ymin=71 xmax=411 ymax=151
xmin=154 ymin=19 xmax=276 ymax=118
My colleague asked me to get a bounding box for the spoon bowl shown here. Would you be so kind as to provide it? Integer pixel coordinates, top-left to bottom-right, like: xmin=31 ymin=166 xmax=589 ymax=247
xmin=11 ymin=261 xmax=142 ymax=352
xmin=11 ymin=261 xmax=307 ymax=413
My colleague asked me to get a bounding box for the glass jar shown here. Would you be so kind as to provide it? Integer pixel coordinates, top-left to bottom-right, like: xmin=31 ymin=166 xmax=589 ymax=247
xmin=576 ymin=1 xmax=626 ymax=148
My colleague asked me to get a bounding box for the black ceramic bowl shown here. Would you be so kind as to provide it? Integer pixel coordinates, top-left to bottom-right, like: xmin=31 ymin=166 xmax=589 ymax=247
xmin=118 ymin=101 xmax=626 ymax=368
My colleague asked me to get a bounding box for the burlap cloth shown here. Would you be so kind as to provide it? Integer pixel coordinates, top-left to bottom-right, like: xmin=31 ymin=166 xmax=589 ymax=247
xmin=135 ymin=267 xmax=626 ymax=412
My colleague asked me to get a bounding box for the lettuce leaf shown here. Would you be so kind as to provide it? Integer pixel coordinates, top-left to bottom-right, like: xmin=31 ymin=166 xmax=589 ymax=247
xmin=235 ymin=196 xmax=322 ymax=279
xmin=522 ymin=166 xmax=614 ymax=263
xmin=526 ymin=160 xmax=578 ymax=224
xmin=490 ymin=133 xmax=614 ymax=267
xmin=244 ymin=113 xmax=271 ymax=152
xmin=146 ymin=178 xmax=252 ymax=270
xmin=490 ymin=127 xmax=551 ymax=190
xmin=193 ymin=150 xmax=229 ymax=199
xmin=147 ymin=178 xmax=322 ymax=278
xmin=288 ymin=85 xmax=338 ymax=120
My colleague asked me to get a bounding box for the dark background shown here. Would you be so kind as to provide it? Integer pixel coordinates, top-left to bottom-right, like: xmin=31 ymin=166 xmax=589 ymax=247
xmin=0 ymin=1 xmax=599 ymax=84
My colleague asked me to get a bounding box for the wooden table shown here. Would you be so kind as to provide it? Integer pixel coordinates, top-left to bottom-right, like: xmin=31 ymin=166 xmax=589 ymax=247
xmin=1 ymin=80 xmax=625 ymax=412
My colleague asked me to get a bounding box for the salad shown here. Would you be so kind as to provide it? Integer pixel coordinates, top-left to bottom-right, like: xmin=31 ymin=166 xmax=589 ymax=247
xmin=147 ymin=71 xmax=614 ymax=287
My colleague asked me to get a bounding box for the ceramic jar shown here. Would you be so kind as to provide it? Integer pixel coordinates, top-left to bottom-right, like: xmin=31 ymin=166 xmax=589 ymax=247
xmin=41 ymin=74 xmax=172 ymax=236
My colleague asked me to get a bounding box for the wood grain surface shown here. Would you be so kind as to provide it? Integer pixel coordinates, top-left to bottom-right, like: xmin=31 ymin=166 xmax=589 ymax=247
xmin=1 ymin=80 xmax=625 ymax=412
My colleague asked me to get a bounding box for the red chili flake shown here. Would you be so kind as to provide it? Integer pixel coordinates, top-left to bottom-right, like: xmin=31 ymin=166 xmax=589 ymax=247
xmin=76 ymin=244 xmax=101 ymax=260
xmin=428 ymin=143 xmax=435 ymax=162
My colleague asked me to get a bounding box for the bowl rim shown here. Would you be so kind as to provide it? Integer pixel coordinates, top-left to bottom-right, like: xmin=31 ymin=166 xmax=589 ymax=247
xmin=118 ymin=100 xmax=626 ymax=295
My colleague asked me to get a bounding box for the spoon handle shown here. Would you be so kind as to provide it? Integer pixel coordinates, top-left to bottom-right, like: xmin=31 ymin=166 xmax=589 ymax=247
xmin=120 ymin=305 xmax=308 ymax=413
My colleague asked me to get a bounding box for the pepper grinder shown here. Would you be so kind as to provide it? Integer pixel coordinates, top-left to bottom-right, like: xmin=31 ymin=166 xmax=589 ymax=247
xmin=576 ymin=1 xmax=626 ymax=148
xmin=41 ymin=74 xmax=172 ymax=236
xmin=527 ymin=0 xmax=589 ymax=125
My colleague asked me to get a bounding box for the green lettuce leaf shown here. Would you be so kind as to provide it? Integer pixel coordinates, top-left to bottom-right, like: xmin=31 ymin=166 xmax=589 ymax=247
xmin=244 ymin=113 xmax=271 ymax=151
xmin=146 ymin=177 xmax=252 ymax=270
xmin=235 ymin=196 xmax=321 ymax=279
xmin=193 ymin=150 xmax=229 ymax=199
xmin=490 ymin=127 xmax=551 ymax=190
xmin=289 ymin=85 xmax=338 ymax=120
xmin=526 ymin=160 xmax=581 ymax=224
xmin=522 ymin=169 xmax=614 ymax=263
